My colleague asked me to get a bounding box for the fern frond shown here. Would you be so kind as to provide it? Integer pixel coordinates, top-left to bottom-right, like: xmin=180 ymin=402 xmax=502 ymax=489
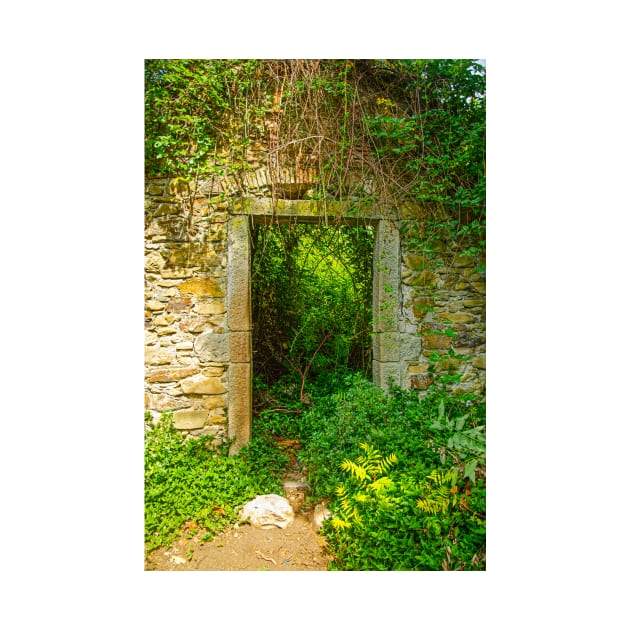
xmin=428 ymin=469 xmax=458 ymax=487
xmin=356 ymin=443 xmax=381 ymax=469
xmin=369 ymin=476 xmax=394 ymax=492
xmin=340 ymin=459 xmax=369 ymax=482
xmin=331 ymin=517 xmax=352 ymax=530
xmin=417 ymin=468 xmax=459 ymax=515
xmin=375 ymin=452 xmax=398 ymax=476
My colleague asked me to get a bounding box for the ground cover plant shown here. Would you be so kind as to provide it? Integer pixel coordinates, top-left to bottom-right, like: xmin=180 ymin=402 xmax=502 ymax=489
xmin=145 ymin=373 xmax=485 ymax=570
xmin=144 ymin=411 xmax=288 ymax=552
xmin=251 ymin=371 xmax=486 ymax=570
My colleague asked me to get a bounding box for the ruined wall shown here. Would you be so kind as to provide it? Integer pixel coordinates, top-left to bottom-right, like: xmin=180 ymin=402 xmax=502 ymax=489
xmin=399 ymin=237 xmax=486 ymax=395
xmin=144 ymin=178 xmax=230 ymax=444
xmin=144 ymin=177 xmax=486 ymax=447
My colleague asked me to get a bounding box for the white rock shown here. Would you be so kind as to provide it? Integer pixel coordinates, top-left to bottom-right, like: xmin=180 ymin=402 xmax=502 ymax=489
xmin=311 ymin=502 xmax=331 ymax=532
xmin=239 ymin=494 xmax=294 ymax=529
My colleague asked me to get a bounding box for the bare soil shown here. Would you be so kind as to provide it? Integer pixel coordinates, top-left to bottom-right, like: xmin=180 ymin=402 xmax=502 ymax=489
xmin=144 ymin=510 xmax=332 ymax=571
xmin=144 ymin=438 xmax=333 ymax=571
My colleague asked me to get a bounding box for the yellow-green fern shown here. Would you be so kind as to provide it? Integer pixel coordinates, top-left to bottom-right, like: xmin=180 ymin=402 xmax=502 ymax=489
xmin=332 ymin=444 xmax=399 ymax=530
xmin=416 ymin=468 xmax=459 ymax=515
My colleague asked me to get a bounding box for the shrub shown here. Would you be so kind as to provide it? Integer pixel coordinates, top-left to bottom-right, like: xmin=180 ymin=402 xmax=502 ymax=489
xmin=324 ymin=444 xmax=485 ymax=571
xmin=144 ymin=412 xmax=286 ymax=551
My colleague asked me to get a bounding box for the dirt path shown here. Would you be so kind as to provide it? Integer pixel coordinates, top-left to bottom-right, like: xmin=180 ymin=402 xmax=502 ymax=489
xmin=145 ymin=510 xmax=332 ymax=571
xmin=145 ymin=438 xmax=333 ymax=571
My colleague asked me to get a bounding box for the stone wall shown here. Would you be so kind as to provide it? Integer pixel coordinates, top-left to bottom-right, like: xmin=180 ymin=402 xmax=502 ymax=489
xmin=144 ymin=178 xmax=230 ymax=444
xmin=145 ymin=177 xmax=486 ymax=448
xmin=399 ymin=239 xmax=486 ymax=395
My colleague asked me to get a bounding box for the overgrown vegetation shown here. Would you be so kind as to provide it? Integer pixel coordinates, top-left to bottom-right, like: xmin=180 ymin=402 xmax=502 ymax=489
xmin=144 ymin=375 xmax=485 ymax=570
xmin=144 ymin=59 xmax=485 ymax=569
xmin=145 ymin=58 xmax=485 ymax=251
xmin=256 ymin=373 xmax=485 ymax=570
xmin=251 ymin=222 xmax=373 ymax=393
xmin=144 ymin=411 xmax=287 ymax=552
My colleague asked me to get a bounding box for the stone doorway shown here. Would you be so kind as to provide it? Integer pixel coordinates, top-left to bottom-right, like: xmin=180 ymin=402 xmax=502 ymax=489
xmin=226 ymin=199 xmax=401 ymax=452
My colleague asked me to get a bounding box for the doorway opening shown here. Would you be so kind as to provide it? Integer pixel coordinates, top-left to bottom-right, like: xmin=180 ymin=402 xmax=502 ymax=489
xmin=251 ymin=219 xmax=374 ymax=403
xmin=226 ymin=204 xmax=400 ymax=452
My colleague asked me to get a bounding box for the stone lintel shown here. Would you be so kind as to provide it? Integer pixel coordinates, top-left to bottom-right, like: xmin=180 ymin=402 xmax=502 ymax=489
xmin=230 ymin=198 xmax=392 ymax=223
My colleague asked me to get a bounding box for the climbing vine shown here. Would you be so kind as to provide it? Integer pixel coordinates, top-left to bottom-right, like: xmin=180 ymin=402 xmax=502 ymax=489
xmin=145 ymin=58 xmax=485 ymax=251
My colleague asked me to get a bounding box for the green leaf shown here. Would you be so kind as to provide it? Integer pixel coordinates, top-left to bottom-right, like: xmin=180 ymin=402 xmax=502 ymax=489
xmin=464 ymin=459 xmax=478 ymax=483
xmin=455 ymin=414 xmax=468 ymax=431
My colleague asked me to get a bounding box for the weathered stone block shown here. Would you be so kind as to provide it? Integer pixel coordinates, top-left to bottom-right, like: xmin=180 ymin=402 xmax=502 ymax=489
xmin=167 ymin=244 xmax=218 ymax=269
xmin=230 ymin=331 xmax=251 ymax=363
xmin=410 ymin=374 xmax=434 ymax=390
xmin=405 ymin=271 xmax=438 ymax=288
xmin=146 ymin=367 xmax=198 ymax=383
xmin=153 ymin=314 xmax=176 ymax=326
xmin=157 ymin=327 xmax=177 ymax=336
xmin=154 ymin=203 xmax=180 ymax=217
xmin=207 ymin=414 xmax=227 ymax=425
xmin=195 ymin=301 xmax=226 ymax=315
xmin=145 ymin=392 xmax=190 ymax=412
xmin=160 ymin=268 xmax=194 ymax=279
xmin=194 ymin=332 xmax=229 ymax=362
xmin=403 ymin=254 xmax=427 ymax=271
xmin=179 ymin=278 xmax=224 ymax=298
xmin=407 ymin=362 xmax=429 ymax=374
xmin=173 ymin=409 xmax=208 ymax=430
xmin=180 ymin=374 xmax=227 ymax=394
xmin=435 ymin=358 xmax=461 ymax=373
xmin=453 ymin=333 xmax=485 ymax=349
xmin=412 ymin=297 xmax=434 ymax=320
xmin=145 ymin=252 xmax=164 ymax=273
xmin=200 ymin=395 xmax=227 ymax=410
xmin=472 ymin=354 xmax=486 ymax=370
xmin=422 ymin=332 xmax=452 ymax=350
xmin=147 ymin=184 xmax=164 ymax=195
xmin=202 ymin=366 xmax=225 ymax=377
xmin=167 ymin=296 xmax=192 ymax=312
xmin=228 ymin=362 xmax=252 ymax=453
xmin=399 ymin=333 xmax=422 ymax=361
xmin=167 ymin=179 xmax=190 ymax=196
xmin=146 ymin=300 xmax=166 ymax=311
xmin=145 ymin=347 xmax=175 ymax=365
xmin=179 ymin=317 xmax=208 ymax=333
xmin=372 ymin=361 xmax=401 ymax=389
xmin=373 ymin=332 xmax=400 ymax=363
xmin=453 ymin=254 xmax=475 ymax=268
xmin=464 ymin=298 xmax=485 ymax=308
xmin=436 ymin=313 xmax=475 ymax=324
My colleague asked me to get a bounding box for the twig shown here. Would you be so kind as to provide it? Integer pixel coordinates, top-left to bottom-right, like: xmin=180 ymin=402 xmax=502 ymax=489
xmin=255 ymin=550 xmax=277 ymax=565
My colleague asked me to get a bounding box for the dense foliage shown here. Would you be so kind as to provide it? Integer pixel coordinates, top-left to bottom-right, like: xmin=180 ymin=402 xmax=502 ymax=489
xmin=251 ymin=222 xmax=373 ymax=392
xmin=144 ymin=412 xmax=287 ymax=551
xmin=252 ymin=371 xmax=486 ymax=570
xmin=145 ymin=58 xmax=485 ymax=250
xmin=145 ymin=375 xmax=485 ymax=570
xmin=144 ymin=59 xmax=486 ymax=570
